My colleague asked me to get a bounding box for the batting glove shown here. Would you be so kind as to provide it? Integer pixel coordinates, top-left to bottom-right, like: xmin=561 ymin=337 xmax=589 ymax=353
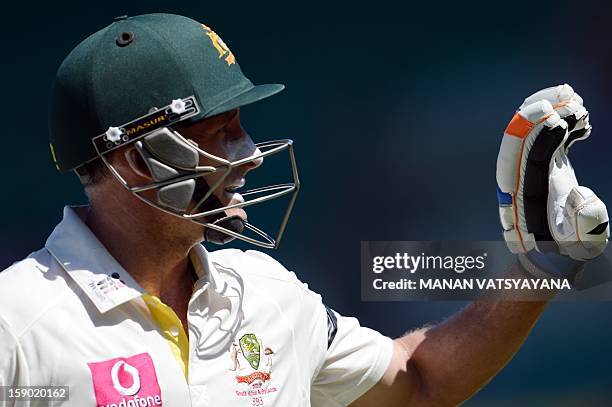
xmin=496 ymin=84 xmax=609 ymax=278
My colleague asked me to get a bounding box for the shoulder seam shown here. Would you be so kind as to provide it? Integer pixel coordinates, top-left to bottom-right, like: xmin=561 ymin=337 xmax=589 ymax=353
xmin=4 ymin=260 xmax=79 ymax=339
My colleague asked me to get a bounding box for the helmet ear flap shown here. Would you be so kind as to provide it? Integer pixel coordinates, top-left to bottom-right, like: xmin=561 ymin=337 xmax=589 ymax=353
xmin=157 ymin=179 xmax=197 ymax=212
xmin=134 ymin=141 xmax=181 ymax=182
xmin=142 ymin=128 xmax=199 ymax=170
xmin=133 ymin=139 xmax=197 ymax=212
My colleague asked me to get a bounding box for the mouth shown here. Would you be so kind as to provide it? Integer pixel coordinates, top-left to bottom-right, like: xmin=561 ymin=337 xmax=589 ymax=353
xmin=223 ymin=179 xmax=246 ymax=203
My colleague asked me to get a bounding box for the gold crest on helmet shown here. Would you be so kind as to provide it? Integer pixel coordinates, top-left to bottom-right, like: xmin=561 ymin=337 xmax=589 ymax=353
xmin=201 ymin=24 xmax=236 ymax=66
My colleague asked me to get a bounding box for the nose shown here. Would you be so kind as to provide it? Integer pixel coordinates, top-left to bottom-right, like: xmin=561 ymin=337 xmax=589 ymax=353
xmin=248 ymin=146 xmax=264 ymax=170
xmin=237 ymin=131 xmax=263 ymax=172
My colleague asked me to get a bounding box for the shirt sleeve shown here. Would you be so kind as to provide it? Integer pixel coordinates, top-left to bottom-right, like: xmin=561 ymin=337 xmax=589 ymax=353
xmin=310 ymin=305 xmax=394 ymax=407
xmin=0 ymin=316 xmax=29 ymax=407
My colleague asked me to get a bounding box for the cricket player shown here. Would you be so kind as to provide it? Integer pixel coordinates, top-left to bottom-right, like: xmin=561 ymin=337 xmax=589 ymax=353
xmin=0 ymin=13 xmax=608 ymax=407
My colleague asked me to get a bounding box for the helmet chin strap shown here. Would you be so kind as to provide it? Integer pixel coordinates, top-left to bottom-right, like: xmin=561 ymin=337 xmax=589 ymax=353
xmin=204 ymin=215 xmax=245 ymax=245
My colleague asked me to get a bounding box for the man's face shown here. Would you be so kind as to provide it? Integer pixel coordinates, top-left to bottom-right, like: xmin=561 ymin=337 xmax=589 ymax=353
xmin=174 ymin=108 xmax=262 ymax=222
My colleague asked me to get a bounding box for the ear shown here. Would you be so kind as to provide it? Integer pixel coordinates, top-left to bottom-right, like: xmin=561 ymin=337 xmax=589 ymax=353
xmin=123 ymin=146 xmax=153 ymax=179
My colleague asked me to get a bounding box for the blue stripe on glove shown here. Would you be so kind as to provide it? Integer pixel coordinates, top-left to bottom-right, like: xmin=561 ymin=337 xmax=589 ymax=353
xmin=496 ymin=186 xmax=512 ymax=206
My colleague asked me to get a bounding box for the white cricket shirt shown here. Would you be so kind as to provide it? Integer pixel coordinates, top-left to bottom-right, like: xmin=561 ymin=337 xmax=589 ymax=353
xmin=0 ymin=207 xmax=393 ymax=406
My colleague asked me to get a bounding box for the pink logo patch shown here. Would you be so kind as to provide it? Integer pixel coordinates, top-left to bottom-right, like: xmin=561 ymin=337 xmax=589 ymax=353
xmin=88 ymin=352 xmax=162 ymax=407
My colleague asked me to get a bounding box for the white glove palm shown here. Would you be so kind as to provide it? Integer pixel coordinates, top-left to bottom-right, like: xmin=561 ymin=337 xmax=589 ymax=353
xmin=496 ymin=84 xmax=609 ymax=264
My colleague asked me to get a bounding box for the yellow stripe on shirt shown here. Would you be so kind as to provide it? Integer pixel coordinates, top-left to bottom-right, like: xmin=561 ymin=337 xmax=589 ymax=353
xmin=142 ymin=294 xmax=189 ymax=379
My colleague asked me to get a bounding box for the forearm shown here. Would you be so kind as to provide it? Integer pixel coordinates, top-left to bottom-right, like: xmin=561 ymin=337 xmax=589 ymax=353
xmin=400 ymin=262 xmax=551 ymax=406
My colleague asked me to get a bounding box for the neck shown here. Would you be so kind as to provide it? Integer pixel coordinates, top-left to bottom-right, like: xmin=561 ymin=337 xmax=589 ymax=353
xmin=83 ymin=190 xmax=203 ymax=299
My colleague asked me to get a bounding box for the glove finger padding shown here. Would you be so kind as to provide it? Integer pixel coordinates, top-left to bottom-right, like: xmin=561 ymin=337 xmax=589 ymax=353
xmin=497 ymin=99 xmax=566 ymax=254
xmin=520 ymin=84 xmax=591 ymax=150
xmin=557 ymin=186 xmax=609 ymax=260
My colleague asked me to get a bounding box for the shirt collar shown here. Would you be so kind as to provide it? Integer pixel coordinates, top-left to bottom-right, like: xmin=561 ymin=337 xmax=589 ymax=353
xmin=187 ymin=245 xmax=245 ymax=357
xmin=45 ymin=206 xmax=232 ymax=314
xmin=45 ymin=206 xmax=145 ymax=313
xmin=189 ymin=243 xmax=235 ymax=297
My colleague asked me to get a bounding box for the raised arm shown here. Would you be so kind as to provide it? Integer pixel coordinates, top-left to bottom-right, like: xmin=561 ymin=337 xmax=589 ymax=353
xmin=352 ymin=84 xmax=609 ymax=406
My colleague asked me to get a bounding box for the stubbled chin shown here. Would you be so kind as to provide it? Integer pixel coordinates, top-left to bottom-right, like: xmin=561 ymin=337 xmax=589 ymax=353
xmin=224 ymin=193 xmax=247 ymax=221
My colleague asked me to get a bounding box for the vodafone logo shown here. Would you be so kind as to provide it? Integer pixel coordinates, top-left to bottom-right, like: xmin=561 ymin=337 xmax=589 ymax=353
xmin=111 ymin=361 xmax=141 ymax=396
xmin=88 ymin=353 xmax=162 ymax=406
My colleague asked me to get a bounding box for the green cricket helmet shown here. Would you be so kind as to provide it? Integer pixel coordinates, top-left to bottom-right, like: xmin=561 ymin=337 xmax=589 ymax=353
xmin=48 ymin=13 xmax=299 ymax=248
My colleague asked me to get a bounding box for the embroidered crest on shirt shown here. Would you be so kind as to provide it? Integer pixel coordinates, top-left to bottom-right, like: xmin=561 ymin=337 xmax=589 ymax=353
xmin=230 ymin=333 xmax=279 ymax=399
